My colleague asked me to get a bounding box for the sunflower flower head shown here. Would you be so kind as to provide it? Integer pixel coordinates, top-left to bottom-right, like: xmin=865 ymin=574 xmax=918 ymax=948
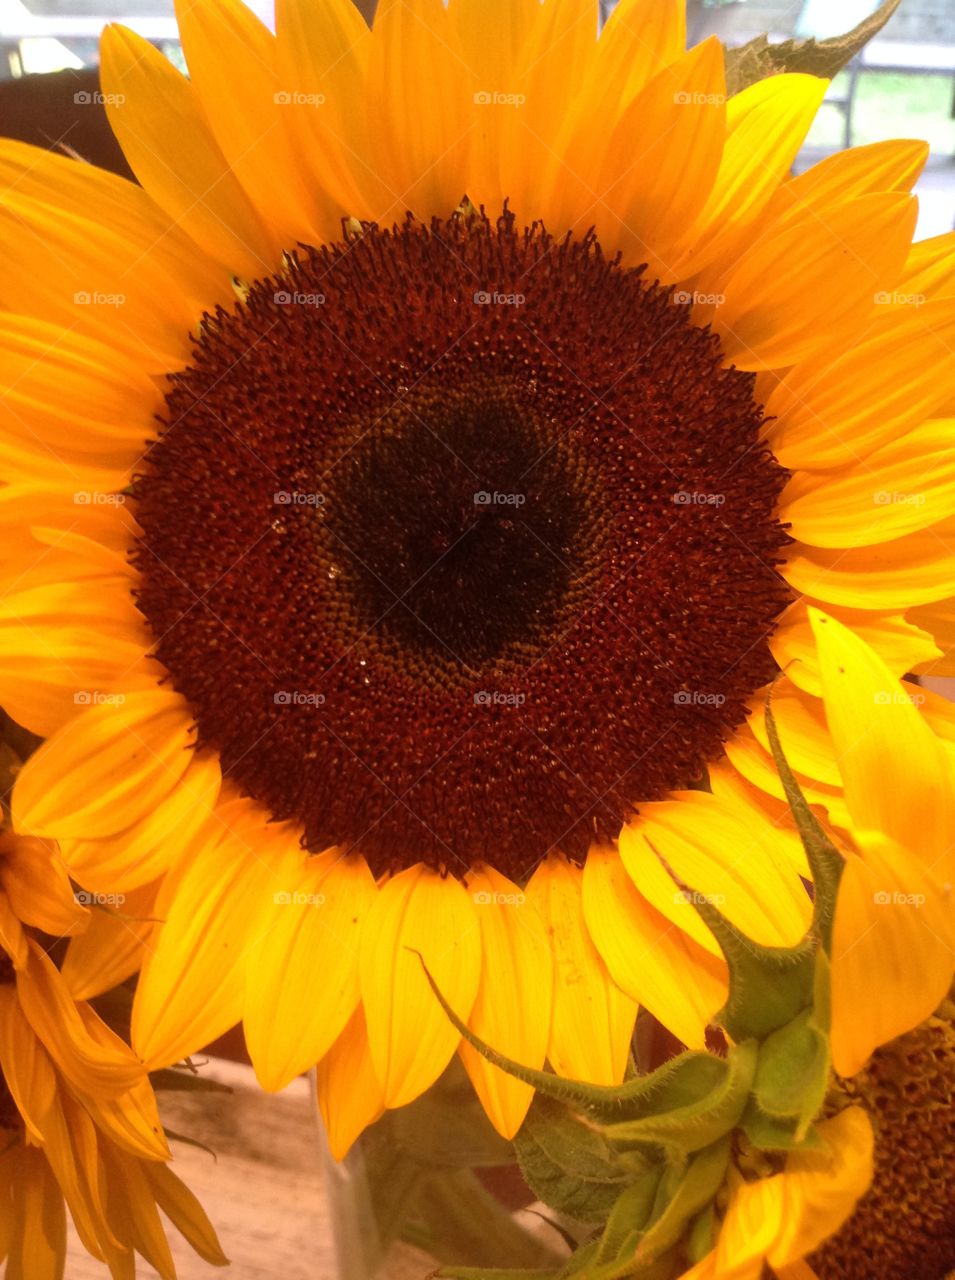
xmin=2 ymin=0 xmax=955 ymax=1160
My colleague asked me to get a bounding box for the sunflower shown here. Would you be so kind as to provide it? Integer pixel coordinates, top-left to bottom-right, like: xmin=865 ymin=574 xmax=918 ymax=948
xmin=0 ymin=830 xmax=227 ymax=1278
xmin=2 ymin=0 xmax=954 ymax=1155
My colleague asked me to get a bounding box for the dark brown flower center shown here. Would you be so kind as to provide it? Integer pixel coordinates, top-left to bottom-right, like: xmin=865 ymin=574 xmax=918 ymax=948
xmin=133 ymin=210 xmax=790 ymax=878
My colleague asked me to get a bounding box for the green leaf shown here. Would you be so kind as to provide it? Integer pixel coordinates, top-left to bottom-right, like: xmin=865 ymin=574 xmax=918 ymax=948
xmin=686 ymin=1202 xmax=717 ymax=1265
xmin=513 ymin=1095 xmax=640 ymax=1224
xmin=723 ymin=0 xmax=903 ymax=96
xmin=751 ymin=1009 xmax=830 ymax=1139
xmin=600 ymin=1040 xmax=758 ymax=1155
xmin=764 ymin=697 xmax=845 ymax=954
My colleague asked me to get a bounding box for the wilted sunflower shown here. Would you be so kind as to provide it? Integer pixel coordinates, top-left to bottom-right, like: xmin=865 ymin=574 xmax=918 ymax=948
xmin=3 ymin=0 xmax=955 ymax=1153
xmin=0 ymin=831 xmax=226 ymax=1278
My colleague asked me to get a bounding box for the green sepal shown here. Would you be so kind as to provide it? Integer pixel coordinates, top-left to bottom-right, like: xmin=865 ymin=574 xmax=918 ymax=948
xmin=724 ymin=0 xmax=902 ymax=95
xmin=658 ymin=876 xmax=816 ymax=1041
xmin=739 ymin=1102 xmax=824 ymax=1153
xmin=600 ymin=1040 xmax=758 ymax=1156
xmin=632 ymin=1136 xmax=732 ymax=1264
xmin=686 ymin=1202 xmax=717 ymax=1265
xmin=513 ymin=1095 xmax=646 ymax=1224
xmin=414 ymin=950 xmax=734 ymax=1123
xmin=764 ymin=697 xmax=845 ymax=954
xmin=751 ymin=1008 xmax=830 ymax=1140
xmin=593 ymin=1170 xmax=664 ymax=1264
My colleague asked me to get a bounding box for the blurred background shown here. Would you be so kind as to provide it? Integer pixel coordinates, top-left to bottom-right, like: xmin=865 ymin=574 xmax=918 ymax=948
xmin=1 ymin=0 xmax=954 ymax=233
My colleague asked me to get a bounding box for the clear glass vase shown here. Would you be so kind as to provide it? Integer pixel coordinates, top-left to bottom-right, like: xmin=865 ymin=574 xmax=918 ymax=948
xmin=317 ymin=1062 xmax=569 ymax=1279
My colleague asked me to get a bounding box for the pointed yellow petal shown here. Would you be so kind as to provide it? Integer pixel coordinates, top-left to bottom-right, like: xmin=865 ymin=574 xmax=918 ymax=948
xmin=359 ymin=865 xmax=480 ymax=1109
xmin=525 ymin=857 xmax=636 ymax=1085
xmin=245 ymin=850 xmax=376 ymax=1092
xmin=8 ymin=1147 xmax=66 ymax=1280
xmin=457 ymin=864 xmax=553 ymax=1139
xmin=764 ymin=298 xmax=955 ymax=471
xmin=781 ymin=419 xmax=955 ymax=548
xmin=12 ymin=690 xmax=196 ymax=841
xmin=829 ymin=839 xmax=954 ymax=1077
xmin=0 ymin=835 xmax=87 ymax=938
xmin=132 ymin=807 xmax=292 ymax=1070
xmin=771 ymin=600 xmax=940 ymax=698
xmin=810 ymin=607 xmax=955 ymax=872
xmin=61 ymin=882 xmax=157 ymax=1001
xmin=173 ymin=0 xmax=318 ymax=247
xmin=0 ymin=988 xmax=56 ymax=1142
xmin=713 ymin=193 xmax=917 ymax=370
xmin=621 ymin=791 xmax=812 ymax=950
xmin=669 ymin=73 xmax=828 ymax=279
xmin=144 ymin=1162 xmax=229 ymax=1266
xmin=100 ymin=24 xmax=275 ymax=278
xmin=582 ymin=847 xmax=725 ymax=1049
xmin=784 ymin=516 xmax=955 ymax=611
xmin=316 ymin=1005 xmax=386 ymax=1160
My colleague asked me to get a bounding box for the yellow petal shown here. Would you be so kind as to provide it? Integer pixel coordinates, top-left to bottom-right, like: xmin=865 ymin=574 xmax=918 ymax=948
xmin=12 ymin=690 xmax=196 ymax=841
xmin=100 ymin=24 xmax=275 ymax=278
xmin=829 ymin=838 xmax=955 ymax=1077
xmin=781 ymin=419 xmax=955 ymax=548
xmin=582 ymin=846 xmax=725 ymax=1049
xmin=8 ymin=1147 xmax=66 ymax=1280
xmin=61 ymin=881 xmax=157 ymax=1001
xmin=810 ymin=607 xmax=955 ymax=873
xmin=723 ymin=720 xmax=852 ymax=833
xmin=245 ymin=850 xmax=376 ymax=1092
xmin=621 ymin=790 xmax=812 ymax=951
xmin=132 ymin=806 xmax=292 ymax=1069
xmin=771 ymin=600 xmax=940 ymax=698
xmin=457 ymin=864 xmax=553 ymax=1139
xmin=713 ymin=193 xmax=917 ymax=370
xmin=0 ymin=987 xmax=56 ymax=1142
xmin=669 ymin=73 xmax=828 ymax=280
xmin=144 ymin=1162 xmax=229 ymax=1267
xmin=525 ymin=856 xmax=636 ymax=1085
xmin=0 ymin=834 xmax=87 ymax=937
xmin=316 ymin=1005 xmax=386 ymax=1160
xmin=784 ymin=516 xmax=955 ymax=610
xmin=359 ymin=864 xmax=480 ymax=1109
xmin=763 ymin=299 xmax=955 ymax=471
xmin=0 ymin=142 xmax=228 ymax=373
xmin=173 ymin=0 xmax=318 ymax=247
